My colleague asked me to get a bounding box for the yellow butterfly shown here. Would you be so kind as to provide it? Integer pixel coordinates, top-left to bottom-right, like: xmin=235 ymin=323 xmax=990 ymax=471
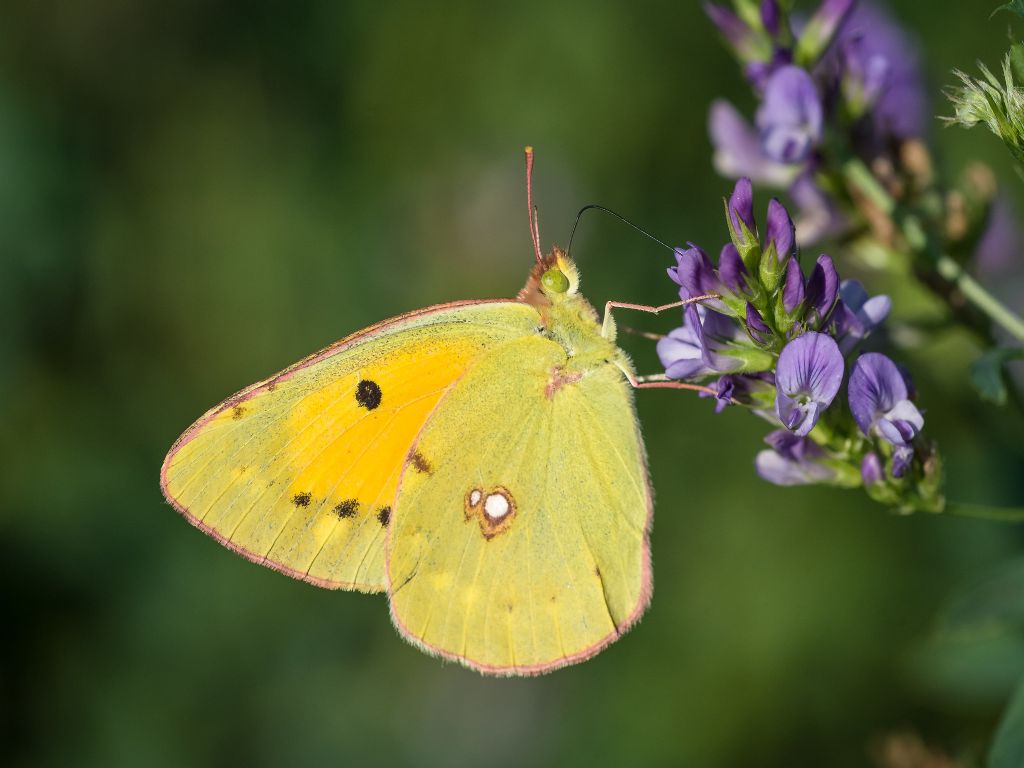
xmin=161 ymin=148 xmax=712 ymax=676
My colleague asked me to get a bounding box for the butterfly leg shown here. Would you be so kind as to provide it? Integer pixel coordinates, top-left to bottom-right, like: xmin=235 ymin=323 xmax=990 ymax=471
xmin=613 ymin=364 xmax=723 ymax=398
xmin=600 ymin=294 xmax=719 ymax=339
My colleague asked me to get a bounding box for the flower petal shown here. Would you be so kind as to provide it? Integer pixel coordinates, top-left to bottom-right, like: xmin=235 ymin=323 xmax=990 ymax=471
xmin=848 ymin=353 xmax=908 ymax=436
xmin=765 ymin=198 xmax=796 ymax=264
xmin=782 ymin=257 xmax=806 ymax=313
xmin=805 ymin=254 xmax=839 ymax=319
xmin=775 ymin=332 xmax=844 ymax=435
xmin=756 ymin=66 xmax=823 ymax=164
xmin=729 ymin=177 xmax=757 ymax=236
xmin=709 ymin=100 xmax=799 ymax=186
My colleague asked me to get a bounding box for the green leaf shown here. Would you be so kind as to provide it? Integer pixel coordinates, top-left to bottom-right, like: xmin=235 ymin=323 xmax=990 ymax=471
xmin=993 ymin=0 xmax=1024 ymax=20
xmin=970 ymin=347 xmax=1024 ymax=406
xmin=990 ymin=675 xmax=1024 ymax=768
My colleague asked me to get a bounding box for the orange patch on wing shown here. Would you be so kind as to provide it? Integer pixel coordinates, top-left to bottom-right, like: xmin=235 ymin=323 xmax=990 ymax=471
xmin=164 ymin=333 xmax=499 ymax=592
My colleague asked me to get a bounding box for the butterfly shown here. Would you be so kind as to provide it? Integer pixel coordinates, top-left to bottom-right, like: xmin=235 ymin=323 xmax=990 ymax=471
xmin=160 ymin=148 xmax=713 ymax=676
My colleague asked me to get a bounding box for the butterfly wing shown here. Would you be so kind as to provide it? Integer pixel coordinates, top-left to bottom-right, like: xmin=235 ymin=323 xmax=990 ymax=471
xmin=161 ymin=300 xmax=539 ymax=592
xmin=387 ymin=334 xmax=652 ymax=675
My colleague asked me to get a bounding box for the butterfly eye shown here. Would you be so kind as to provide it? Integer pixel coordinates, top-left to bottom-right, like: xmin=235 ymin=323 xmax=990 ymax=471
xmin=541 ymin=268 xmax=569 ymax=295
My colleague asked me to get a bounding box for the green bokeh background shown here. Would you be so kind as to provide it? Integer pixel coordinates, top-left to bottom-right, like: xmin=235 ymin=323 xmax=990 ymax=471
xmin=3 ymin=2 xmax=1024 ymax=766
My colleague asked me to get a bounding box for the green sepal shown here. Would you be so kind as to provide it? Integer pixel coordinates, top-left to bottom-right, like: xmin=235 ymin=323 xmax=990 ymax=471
xmin=723 ymin=198 xmax=762 ymax=271
xmin=759 ymin=242 xmax=783 ymax=292
xmin=820 ymin=459 xmax=863 ymax=489
xmin=718 ymin=292 xmax=750 ymax=318
xmin=772 ymin=291 xmax=801 ymax=336
xmin=720 ymin=344 xmax=776 ymax=373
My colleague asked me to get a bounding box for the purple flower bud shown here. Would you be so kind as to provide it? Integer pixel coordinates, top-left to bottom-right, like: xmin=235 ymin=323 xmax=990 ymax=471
xmin=668 ymin=245 xmax=719 ymax=300
xmin=775 ymin=331 xmax=844 ymax=436
xmin=861 ymin=452 xmax=884 ymax=485
xmin=782 ymin=257 xmax=806 ymax=313
xmin=835 ymin=279 xmax=891 ymax=352
xmin=892 ymin=446 xmax=914 ymax=478
xmin=702 ymin=374 xmax=741 ymax=413
xmin=756 ymin=66 xmax=823 ymax=164
xmin=797 ymin=0 xmax=856 ymax=64
xmin=745 ymin=303 xmax=773 ymax=344
xmin=760 ymin=0 xmax=781 ymax=37
xmin=848 ymin=353 xmax=924 ymax=447
xmin=729 ymin=177 xmax=757 ymax=239
xmin=805 ymin=254 xmax=839 ymax=320
xmin=709 ymin=100 xmax=799 ymax=186
xmin=765 ymin=198 xmax=796 ymax=265
xmin=704 ymin=3 xmax=760 ymax=61
xmin=701 ymin=372 xmax=774 ymax=413
xmin=755 ymin=430 xmax=836 ymax=486
xmin=718 ymin=243 xmax=748 ymax=294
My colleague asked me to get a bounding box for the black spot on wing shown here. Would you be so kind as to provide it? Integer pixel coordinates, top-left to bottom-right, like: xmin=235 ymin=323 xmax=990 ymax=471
xmin=232 ymin=405 xmax=247 ymax=420
xmin=376 ymin=506 xmax=391 ymax=526
xmin=333 ymin=499 xmax=360 ymax=519
xmin=292 ymin=492 xmax=312 ymax=507
xmin=355 ymin=379 xmax=382 ymax=410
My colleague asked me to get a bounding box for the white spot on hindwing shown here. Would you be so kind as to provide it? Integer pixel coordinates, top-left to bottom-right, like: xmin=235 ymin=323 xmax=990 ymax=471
xmin=484 ymin=492 xmax=510 ymax=520
xmin=464 ymin=485 xmax=516 ymax=539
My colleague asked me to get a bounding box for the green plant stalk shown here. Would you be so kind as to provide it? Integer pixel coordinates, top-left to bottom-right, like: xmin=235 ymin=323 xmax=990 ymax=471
xmin=842 ymin=158 xmax=1024 ymax=345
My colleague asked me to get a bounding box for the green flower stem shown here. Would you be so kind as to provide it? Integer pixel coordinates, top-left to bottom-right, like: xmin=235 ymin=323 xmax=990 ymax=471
xmin=841 ymin=158 xmax=1024 ymax=345
xmin=935 ymin=255 xmax=1024 ymax=343
xmin=944 ymin=501 xmax=1024 ymax=523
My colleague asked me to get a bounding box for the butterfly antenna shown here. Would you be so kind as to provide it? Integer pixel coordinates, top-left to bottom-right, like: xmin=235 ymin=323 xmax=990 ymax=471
xmin=525 ymin=146 xmax=544 ymax=266
xmin=566 ymin=204 xmax=675 ymax=258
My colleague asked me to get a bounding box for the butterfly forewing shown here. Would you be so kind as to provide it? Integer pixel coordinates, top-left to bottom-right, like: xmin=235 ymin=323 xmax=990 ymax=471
xmin=161 ymin=301 xmax=539 ymax=592
xmin=387 ymin=334 xmax=652 ymax=674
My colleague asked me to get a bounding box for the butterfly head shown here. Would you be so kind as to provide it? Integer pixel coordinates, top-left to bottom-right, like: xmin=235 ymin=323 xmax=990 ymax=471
xmin=519 ymin=246 xmax=580 ymax=307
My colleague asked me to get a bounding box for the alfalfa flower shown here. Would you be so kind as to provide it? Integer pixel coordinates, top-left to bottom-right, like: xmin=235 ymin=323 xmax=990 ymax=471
xmin=775 ymin=331 xmax=844 ymax=436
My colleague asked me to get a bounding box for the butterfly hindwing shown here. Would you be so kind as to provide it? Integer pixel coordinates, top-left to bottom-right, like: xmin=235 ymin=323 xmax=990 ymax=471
xmin=386 ymin=333 xmax=652 ymax=674
xmin=161 ymin=301 xmax=539 ymax=592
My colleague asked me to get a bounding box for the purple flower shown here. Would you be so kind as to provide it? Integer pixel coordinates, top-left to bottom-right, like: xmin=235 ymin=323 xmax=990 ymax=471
xmin=700 ymin=373 xmax=755 ymax=413
xmin=861 ymin=451 xmax=884 ymax=485
xmin=718 ymin=243 xmax=749 ymax=294
xmin=745 ymin=303 xmax=773 ymax=344
xmin=755 ymin=430 xmax=837 ymax=485
xmin=668 ymin=245 xmax=720 ymax=299
xmin=805 ymin=254 xmax=839 ymax=320
xmin=849 ymin=354 xmax=924 ymax=448
xmin=892 ymin=446 xmax=914 ymax=478
xmin=775 ymin=331 xmax=844 ymax=436
xmin=835 ymin=2 xmax=926 ymax=139
xmin=834 ymin=279 xmax=891 ymax=352
xmin=756 ymin=66 xmax=823 ymax=164
xmin=667 ymin=244 xmax=737 ymax=311
xmin=760 ymin=0 xmax=781 ymax=38
xmin=976 ymin=196 xmax=1022 ymax=275
xmin=658 ymin=304 xmax=743 ymax=380
xmin=709 ymin=100 xmax=800 ymax=186
xmin=765 ymin=198 xmax=796 ymax=264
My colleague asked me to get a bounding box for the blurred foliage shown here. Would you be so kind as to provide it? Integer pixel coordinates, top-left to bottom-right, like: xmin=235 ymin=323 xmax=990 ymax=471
xmin=2 ymin=2 xmax=1024 ymax=767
